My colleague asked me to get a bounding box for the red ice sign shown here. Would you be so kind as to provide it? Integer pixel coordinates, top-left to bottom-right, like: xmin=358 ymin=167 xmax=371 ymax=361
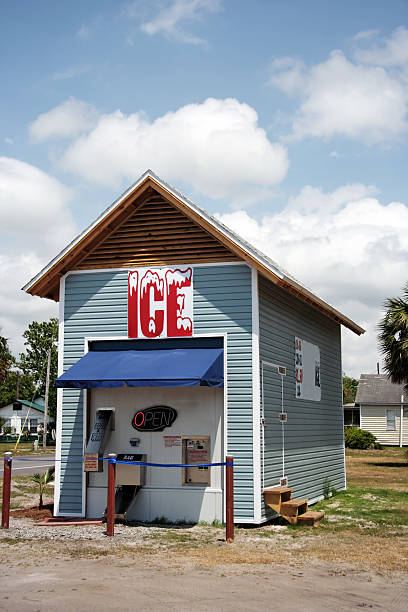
xmin=128 ymin=267 xmax=193 ymax=338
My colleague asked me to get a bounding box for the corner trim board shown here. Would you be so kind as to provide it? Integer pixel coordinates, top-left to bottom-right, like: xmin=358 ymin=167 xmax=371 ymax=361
xmin=251 ymin=267 xmax=262 ymax=523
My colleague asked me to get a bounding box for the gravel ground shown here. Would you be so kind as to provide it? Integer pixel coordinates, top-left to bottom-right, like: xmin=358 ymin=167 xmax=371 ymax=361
xmin=1 ymin=518 xmax=408 ymax=612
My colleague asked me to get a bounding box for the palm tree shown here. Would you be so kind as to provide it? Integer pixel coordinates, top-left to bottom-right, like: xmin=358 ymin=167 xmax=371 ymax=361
xmin=32 ymin=467 xmax=55 ymax=509
xmin=378 ymin=283 xmax=408 ymax=391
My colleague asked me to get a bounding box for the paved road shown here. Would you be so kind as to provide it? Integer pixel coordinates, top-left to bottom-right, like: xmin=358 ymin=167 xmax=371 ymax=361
xmin=0 ymin=454 xmax=55 ymax=477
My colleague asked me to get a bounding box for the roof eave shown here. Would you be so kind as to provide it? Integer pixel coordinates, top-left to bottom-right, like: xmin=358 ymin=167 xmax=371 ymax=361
xmin=23 ymin=170 xmax=365 ymax=336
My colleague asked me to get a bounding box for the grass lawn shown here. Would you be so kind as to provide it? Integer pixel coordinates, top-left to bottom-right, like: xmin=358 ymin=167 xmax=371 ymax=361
xmin=1 ymin=446 xmax=407 ymax=573
xmin=0 ymin=441 xmax=55 ymax=454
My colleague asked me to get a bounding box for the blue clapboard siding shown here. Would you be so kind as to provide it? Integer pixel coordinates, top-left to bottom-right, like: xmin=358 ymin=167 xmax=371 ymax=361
xmin=60 ymin=264 xmax=254 ymax=520
xmin=258 ymin=274 xmax=344 ymax=520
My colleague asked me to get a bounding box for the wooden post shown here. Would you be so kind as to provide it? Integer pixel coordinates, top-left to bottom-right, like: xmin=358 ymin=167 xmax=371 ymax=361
xmin=225 ymin=455 xmax=234 ymax=543
xmin=1 ymin=453 xmax=12 ymax=529
xmin=43 ymin=347 xmax=52 ymax=452
xmin=106 ymin=453 xmax=116 ymax=537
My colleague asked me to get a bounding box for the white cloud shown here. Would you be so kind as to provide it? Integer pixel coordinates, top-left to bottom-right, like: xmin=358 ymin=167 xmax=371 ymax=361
xmin=270 ymin=29 xmax=408 ymax=144
xmin=354 ymin=26 xmax=408 ymax=68
xmin=29 ymin=98 xmax=98 ymax=142
xmin=76 ymin=24 xmax=90 ymax=39
xmin=0 ymin=157 xmax=76 ymax=252
xmin=52 ymin=65 xmax=91 ymax=81
xmin=139 ymin=0 xmax=222 ymax=44
xmin=0 ymin=158 xmax=76 ymax=356
xmin=216 ymin=184 xmax=408 ymax=377
xmin=0 ymin=253 xmax=58 ymax=357
xmin=53 ymin=97 xmax=288 ymax=204
xmin=269 ymin=57 xmax=306 ymax=94
xmin=353 ymin=30 xmax=379 ymax=42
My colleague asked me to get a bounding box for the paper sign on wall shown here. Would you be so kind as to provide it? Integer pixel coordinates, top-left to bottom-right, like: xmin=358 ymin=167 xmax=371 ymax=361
xmin=295 ymin=337 xmax=321 ymax=401
xmin=163 ymin=435 xmax=182 ymax=447
xmin=128 ymin=266 xmax=193 ymax=338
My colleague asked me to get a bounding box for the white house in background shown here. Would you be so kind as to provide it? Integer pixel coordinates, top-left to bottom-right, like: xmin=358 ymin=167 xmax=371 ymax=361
xmin=355 ymin=375 xmax=408 ymax=447
xmin=0 ymin=397 xmax=45 ymax=435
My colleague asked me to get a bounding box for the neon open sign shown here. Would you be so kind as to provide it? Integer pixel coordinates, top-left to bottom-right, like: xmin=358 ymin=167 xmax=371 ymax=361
xmin=131 ymin=406 xmax=177 ymax=432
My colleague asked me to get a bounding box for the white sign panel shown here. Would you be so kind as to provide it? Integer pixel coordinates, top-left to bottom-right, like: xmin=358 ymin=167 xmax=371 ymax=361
xmin=295 ymin=337 xmax=321 ymax=401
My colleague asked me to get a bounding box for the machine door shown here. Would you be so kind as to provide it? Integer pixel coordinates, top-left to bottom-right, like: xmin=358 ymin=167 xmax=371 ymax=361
xmin=183 ymin=436 xmax=211 ymax=486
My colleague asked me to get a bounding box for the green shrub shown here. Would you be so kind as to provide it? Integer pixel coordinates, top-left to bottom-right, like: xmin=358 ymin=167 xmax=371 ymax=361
xmin=344 ymin=426 xmax=377 ymax=449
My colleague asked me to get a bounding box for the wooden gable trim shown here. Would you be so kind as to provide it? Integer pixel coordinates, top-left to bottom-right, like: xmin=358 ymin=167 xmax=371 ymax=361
xmin=25 ymin=177 xmax=247 ymax=300
xmin=73 ymin=190 xmax=238 ymax=270
xmin=24 ymin=173 xmax=364 ymax=335
xmin=151 ymin=181 xmax=283 ymax=283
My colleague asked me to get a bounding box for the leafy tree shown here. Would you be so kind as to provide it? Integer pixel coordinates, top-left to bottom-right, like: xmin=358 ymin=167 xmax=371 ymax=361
xmin=0 ymin=336 xmax=13 ymax=385
xmin=343 ymin=375 xmax=359 ymax=404
xmin=18 ymin=318 xmax=58 ymax=419
xmin=0 ymin=370 xmax=35 ymax=408
xmin=378 ymin=283 xmax=408 ymax=392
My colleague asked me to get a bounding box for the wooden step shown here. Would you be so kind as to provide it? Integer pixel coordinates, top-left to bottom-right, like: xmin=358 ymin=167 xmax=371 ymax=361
xmin=264 ymin=486 xmax=292 ymax=513
xmin=297 ymin=510 xmax=325 ymax=527
xmin=280 ymin=499 xmax=308 ymax=524
xmin=264 ymin=486 xmax=292 ymax=494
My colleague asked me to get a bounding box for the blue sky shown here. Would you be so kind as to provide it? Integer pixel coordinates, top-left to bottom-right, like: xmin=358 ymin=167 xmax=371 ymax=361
xmin=1 ymin=0 xmax=408 ymax=377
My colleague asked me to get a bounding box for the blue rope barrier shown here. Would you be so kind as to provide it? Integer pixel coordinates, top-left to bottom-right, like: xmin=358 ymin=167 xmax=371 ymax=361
xmin=113 ymin=460 xmax=232 ymax=468
xmin=7 ymin=457 xmax=84 ymax=463
xmin=6 ymin=456 xmax=232 ymax=467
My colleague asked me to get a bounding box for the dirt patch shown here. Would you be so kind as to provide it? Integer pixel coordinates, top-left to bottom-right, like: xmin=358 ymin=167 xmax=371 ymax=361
xmin=1 ymin=552 xmax=407 ymax=612
xmin=10 ymin=503 xmax=53 ymax=520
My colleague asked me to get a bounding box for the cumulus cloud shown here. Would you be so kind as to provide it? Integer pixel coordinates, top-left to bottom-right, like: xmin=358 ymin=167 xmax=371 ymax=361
xmin=216 ymin=184 xmax=408 ymax=377
xmin=352 ymin=30 xmax=379 ymax=42
xmin=0 ymin=254 xmax=58 ymax=356
xmin=0 ymin=158 xmax=76 ymax=355
xmin=270 ymin=28 xmax=408 ymax=144
xmin=29 ymin=98 xmax=98 ymax=142
xmin=46 ymin=97 xmax=289 ymax=205
xmin=0 ymin=157 xmax=76 ymax=251
xmin=137 ymin=0 xmax=222 ymax=45
xmin=354 ymin=26 xmax=408 ymax=68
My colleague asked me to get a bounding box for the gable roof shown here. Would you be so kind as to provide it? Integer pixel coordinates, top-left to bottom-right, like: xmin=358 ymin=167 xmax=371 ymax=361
xmin=355 ymin=374 xmax=406 ymax=405
xmin=0 ymin=397 xmax=45 ymax=413
xmin=18 ymin=398 xmax=45 ymax=413
xmin=23 ymin=170 xmax=364 ymax=335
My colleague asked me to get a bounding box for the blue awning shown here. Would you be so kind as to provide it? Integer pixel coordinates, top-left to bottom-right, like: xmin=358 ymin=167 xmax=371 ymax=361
xmin=56 ymin=348 xmax=224 ymax=389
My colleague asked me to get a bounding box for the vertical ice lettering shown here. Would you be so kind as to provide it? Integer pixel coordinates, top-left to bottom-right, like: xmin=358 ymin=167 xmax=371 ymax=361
xmin=140 ymin=270 xmax=165 ymax=338
xmin=165 ymin=268 xmax=193 ymax=337
xmin=128 ymin=271 xmax=139 ymax=338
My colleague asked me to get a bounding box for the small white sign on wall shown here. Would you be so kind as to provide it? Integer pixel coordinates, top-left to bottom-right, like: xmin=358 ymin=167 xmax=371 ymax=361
xmin=295 ymin=337 xmax=321 ymax=401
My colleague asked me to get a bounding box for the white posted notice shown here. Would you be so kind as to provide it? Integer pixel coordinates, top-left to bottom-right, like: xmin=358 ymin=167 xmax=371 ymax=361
xmin=295 ymin=337 xmax=321 ymax=401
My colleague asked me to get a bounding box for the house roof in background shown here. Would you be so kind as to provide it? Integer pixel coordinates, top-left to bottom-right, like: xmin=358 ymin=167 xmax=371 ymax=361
xmin=23 ymin=170 xmax=364 ymax=335
xmin=17 ymin=398 xmax=45 ymax=413
xmin=355 ymin=374 xmax=406 ymax=405
xmin=0 ymin=397 xmax=45 ymax=413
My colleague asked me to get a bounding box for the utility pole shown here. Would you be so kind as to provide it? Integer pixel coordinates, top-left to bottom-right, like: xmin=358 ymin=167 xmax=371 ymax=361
xmin=16 ymin=370 xmax=19 ymax=400
xmin=43 ymin=348 xmax=51 ymax=452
